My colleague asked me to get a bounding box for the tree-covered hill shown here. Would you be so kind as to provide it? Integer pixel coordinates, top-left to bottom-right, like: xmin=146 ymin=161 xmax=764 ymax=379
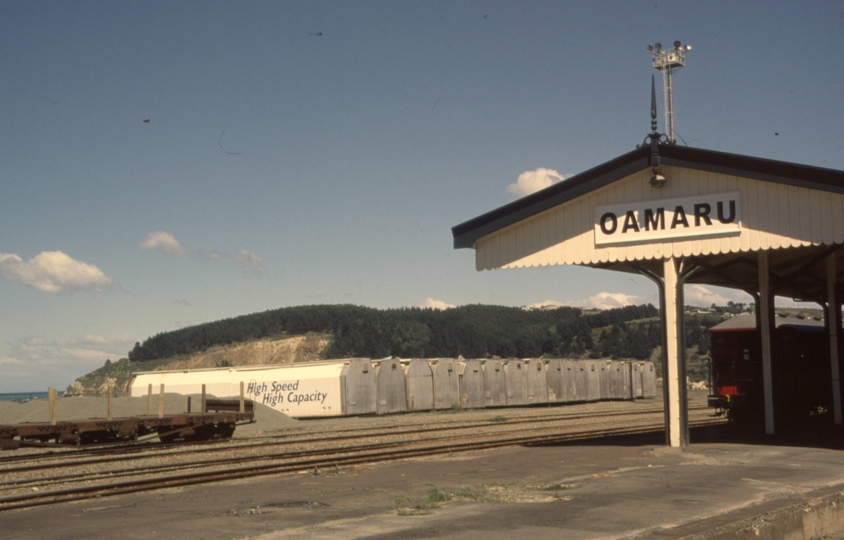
xmin=128 ymin=304 xmax=673 ymax=363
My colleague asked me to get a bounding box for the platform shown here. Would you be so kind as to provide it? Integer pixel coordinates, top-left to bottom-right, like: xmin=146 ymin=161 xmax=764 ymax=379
xmin=1 ymin=424 xmax=842 ymax=539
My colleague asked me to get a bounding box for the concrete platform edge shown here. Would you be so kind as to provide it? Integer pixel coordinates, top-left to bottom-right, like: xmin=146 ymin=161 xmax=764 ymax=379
xmin=634 ymin=484 xmax=844 ymax=540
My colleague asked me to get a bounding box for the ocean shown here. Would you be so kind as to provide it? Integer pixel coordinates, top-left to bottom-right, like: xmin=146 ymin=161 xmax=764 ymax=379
xmin=0 ymin=391 xmax=63 ymax=403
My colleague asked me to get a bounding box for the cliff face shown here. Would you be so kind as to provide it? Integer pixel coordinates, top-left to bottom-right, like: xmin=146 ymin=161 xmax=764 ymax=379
xmin=66 ymin=334 xmax=330 ymax=396
xmin=155 ymin=334 xmax=329 ymax=370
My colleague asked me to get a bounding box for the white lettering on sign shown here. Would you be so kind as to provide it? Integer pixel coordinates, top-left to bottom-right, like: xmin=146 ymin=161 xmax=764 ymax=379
xmin=594 ymin=192 xmax=741 ymax=245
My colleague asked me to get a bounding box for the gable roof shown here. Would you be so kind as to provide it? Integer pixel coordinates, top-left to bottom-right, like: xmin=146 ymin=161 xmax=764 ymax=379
xmin=453 ymin=144 xmax=844 ymax=250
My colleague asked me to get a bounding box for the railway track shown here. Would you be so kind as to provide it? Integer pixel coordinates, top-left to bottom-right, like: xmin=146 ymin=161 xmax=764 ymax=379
xmin=2 ymin=406 xmax=694 ymax=479
xmin=0 ymin=405 xmax=723 ymax=512
xmin=1 ymin=402 xmax=679 ymax=461
xmin=0 ymin=404 xmax=702 ymax=474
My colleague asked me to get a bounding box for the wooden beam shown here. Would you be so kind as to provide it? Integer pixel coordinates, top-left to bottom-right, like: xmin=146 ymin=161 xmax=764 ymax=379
xmin=758 ymin=251 xmax=775 ymax=435
xmin=689 ymin=258 xmax=758 ymax=297
xmin=632 ymin=264 xmax=670 ymax=446
xmin=693 ymin=257 xmax=756 ymax=298
xmin=769 ymin=245 xmax=840 ymax=300
xmin=663 ymin=257 xmax=688 ymax=447
xmin=828 ymin=255 xmax=842 ymax=425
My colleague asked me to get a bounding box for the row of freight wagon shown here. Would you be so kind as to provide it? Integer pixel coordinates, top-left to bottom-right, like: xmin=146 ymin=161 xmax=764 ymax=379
xmin=129 ymin=358 xmax=657 ymax=418
xmin=343 ymin=358 xmax=657 ymax=415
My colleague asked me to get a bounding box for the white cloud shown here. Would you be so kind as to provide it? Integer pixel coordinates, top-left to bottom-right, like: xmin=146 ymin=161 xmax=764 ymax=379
xmin=11 ymin=335 xmax=130 ymax=364
xmin=232 ymin=249 xmax=265 ymax=275
xmin=0 ymin=251 xmax=113 ymax=293
xmin=507 ymin=168 xmax=566 ymax=198
xmin=775 ymin=297 xmax=819 ymax=309
xmin=564 ymin=292 xmax=647 ymax=310
xmin=140 ymin=231 xmax=188 ymax=256
xmin=234 ymin=249 xmax=262 ymax=263
xmin=684 ymin=285 xmax=752 ymax=307
xmin=418 ymin=298 xmax=455 ymax=310
xmin=140 ymin=231 xmax=265 ymax=275
xmin=548 ymin=286 xmax=752 ymax=311
xmin=526 ymin=285 xmax=797 ymax=314
xmin=0 ymin=334 xmax=136 ymax=392
xmin=523 ymin=299 xmax=566 ymax=310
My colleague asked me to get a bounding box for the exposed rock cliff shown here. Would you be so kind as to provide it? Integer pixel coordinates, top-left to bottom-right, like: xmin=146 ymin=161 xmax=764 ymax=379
xmin=66 ymin=334 xmax=330 ymax=397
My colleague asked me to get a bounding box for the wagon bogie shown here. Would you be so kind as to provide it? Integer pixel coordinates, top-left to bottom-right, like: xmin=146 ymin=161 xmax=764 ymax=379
xmin=155 ymin=421 xmax=237 ymax=443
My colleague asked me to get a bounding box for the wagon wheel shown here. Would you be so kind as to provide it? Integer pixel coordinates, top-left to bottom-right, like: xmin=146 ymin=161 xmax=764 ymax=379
xmin=217 ymin=423 xmax=236 ymax=439
xmin=158 ymin=432 xmax=179 ymax=443
xmin=156 ymin=426 xmax=184 ymax=443
xmin=186 ymin=422 xmax=237 ymax=441
xmin=178 ymin=423 xmax=218 ymax=442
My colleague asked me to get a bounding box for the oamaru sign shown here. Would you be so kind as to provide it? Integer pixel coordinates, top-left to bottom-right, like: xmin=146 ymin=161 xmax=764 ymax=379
xmin=594 ymin=192 xmax=741 ymax=246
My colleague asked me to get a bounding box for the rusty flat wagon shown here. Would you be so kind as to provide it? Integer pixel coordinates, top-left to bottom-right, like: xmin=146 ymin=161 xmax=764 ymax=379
xmin=0 ymin=398 xmax=254 ymax=450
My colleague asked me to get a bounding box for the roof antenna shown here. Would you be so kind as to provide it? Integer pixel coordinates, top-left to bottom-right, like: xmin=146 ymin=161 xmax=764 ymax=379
xmin=638 ymin=76 xmax=668 ymax=188
xmin=650 ymin=74 xmax=658 ymax=135
xmin=647 ymin=40 xmax=691 ymax=143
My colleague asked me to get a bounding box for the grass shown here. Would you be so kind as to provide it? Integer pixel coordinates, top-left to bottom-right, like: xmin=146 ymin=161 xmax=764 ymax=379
xmin=426 ymin=487 xmax=450 ymax=503
xmin=487 ymin=415 xmax=508 ymax=423
xmin=451 ymin=482 xmax=576 ymax=503
xmin=453 ymin=486 xmax=500 ymax=502
xmin=451 ymin=483 xmax=511 ymax=502
xmin=397 ymin=507 xmax=432 ymax=516
xmin=394 ymin=487 xmax=452 ymax=516
xmin=355 ymin=486 xmax=385 ymax=493
xmin=538 ymin=484 xmax=572 ymax=491
xmin=453 ymin=487 xmax=478 ymax=499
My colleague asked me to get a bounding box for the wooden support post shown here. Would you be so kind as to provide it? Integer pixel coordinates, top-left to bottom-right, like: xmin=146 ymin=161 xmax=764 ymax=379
xmin=663 ymin=257 xmax=688 ymax=447
xmin=634 ymin=264 xmax=671 ymax=445
xmin=759 ymin=251 xmax=775 ymax=435
xmin=201 ymin=384 xmax=206 ymax=413
xmin=48 ymin=387 xmax=57 ymax=425
xmin=158 ymin=383 xmax=165 ymax=419
xmin=828 ymin=255 xmax=842 ymax=425
xmin=146 ymin=383 xmax=152 ymax=415
xmin=107 ymin=382 xmax=113 ymax=421
xmin=240 ymin=381 xmax=245 ymax=413
xmin=187 ymin=396 xmax=192 ymax=413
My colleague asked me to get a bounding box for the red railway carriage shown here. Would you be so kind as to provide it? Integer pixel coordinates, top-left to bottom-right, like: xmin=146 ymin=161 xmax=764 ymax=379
xmin=708 ymin=314 xmax=841 ymax=424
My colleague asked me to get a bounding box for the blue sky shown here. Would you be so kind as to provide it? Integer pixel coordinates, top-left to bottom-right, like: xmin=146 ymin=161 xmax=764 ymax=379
xmin=2 ymin=1 xmax=843 ymax=392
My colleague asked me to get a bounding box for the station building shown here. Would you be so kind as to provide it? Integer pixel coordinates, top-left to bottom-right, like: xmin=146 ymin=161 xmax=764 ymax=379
xmin=452 ymin=118 xmax=844 ymax=447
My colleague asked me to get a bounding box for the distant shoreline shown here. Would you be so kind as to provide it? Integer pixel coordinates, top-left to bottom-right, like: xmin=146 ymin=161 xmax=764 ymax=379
xmin=0 ymin=392 xmax=64 ymax=403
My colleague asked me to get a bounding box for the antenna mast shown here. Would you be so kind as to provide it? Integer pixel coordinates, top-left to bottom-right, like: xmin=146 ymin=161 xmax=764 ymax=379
xmin=647 ymin=41 xmax=691 ymax=143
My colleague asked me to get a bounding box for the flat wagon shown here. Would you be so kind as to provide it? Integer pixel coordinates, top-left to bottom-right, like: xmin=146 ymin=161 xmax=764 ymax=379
xmin=1 ymin=398 xmax=253 ymax=450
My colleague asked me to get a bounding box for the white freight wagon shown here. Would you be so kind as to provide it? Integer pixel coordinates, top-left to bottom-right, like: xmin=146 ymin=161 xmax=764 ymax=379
xmin=128 ymin=358 xmax=657 ymax=420
xmin=128 ymin=361 xmax=347 ymax=418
